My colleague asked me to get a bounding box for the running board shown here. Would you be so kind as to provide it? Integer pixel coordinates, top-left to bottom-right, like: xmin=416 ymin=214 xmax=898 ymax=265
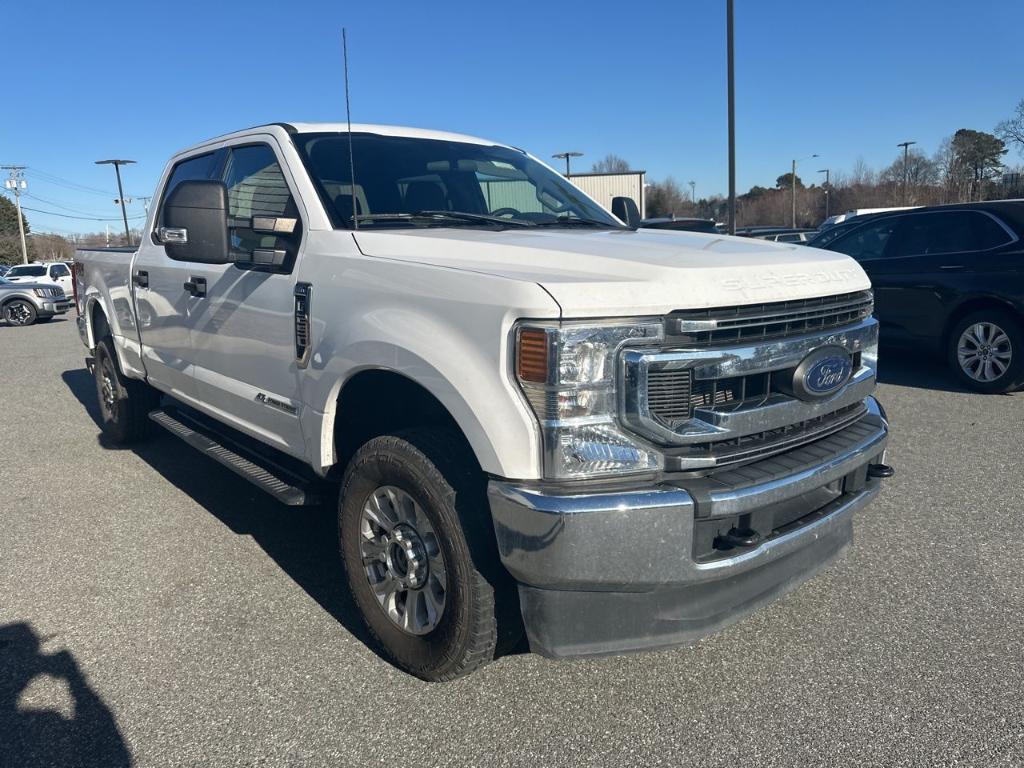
xmin=149 ymin=408 xmax=323 ymax=506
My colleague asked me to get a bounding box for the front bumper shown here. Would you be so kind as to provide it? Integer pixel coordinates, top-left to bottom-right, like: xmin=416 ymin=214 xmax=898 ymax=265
xmin=488 ymin=397 xmax=889 ymax=658
xmin=37 ymin=299 xmax=71 ymax=317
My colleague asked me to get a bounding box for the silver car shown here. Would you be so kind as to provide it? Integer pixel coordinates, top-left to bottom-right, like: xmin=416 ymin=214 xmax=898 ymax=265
xmin=0 ymin=277 xmax=71 ymax=326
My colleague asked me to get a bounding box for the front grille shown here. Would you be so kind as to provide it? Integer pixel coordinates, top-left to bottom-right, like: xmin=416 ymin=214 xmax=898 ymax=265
xmin=666 ymin=290 xmax=873 ymax=347
xmin=664 ymin=402 xmax=868 ymax=470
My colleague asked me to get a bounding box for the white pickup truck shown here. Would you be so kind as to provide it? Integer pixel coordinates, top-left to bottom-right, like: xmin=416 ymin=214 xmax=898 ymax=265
xmin=75 ymin=122 xmax=892 ymax=681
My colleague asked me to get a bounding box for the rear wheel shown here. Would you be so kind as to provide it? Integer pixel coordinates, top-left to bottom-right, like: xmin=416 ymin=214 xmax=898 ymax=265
xmin=94 ymin=336 xmax=160 ymax=443
xmin=339 ymin=429 xmax=508 ymax=681
xmin=949 ymin=310 xmax=1024 ymax=393
xmin=3 ymin=299 xmax=37 ymax=326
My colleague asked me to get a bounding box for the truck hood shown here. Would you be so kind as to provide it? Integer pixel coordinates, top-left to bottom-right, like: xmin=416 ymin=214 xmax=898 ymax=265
xmin=353 ymin=228 xmax=870 ymax=316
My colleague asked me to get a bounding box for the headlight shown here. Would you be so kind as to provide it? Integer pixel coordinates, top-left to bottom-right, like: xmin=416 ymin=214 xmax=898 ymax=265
xmin=515 ymin=320 xmax=664 ymax=479
xmin=33 ymin=288 xmax=49 ymax=298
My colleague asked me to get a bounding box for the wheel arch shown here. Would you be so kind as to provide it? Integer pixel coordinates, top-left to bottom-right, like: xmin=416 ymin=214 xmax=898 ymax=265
xmin=942 ymin=295 xmax=1024 ymax=348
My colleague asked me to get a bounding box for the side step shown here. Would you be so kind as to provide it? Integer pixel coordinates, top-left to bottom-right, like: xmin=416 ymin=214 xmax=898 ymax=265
xmin=149 ymin=407 xmax=323 ymax=506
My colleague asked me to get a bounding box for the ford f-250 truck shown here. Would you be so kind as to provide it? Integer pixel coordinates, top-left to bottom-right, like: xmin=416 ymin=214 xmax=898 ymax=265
xmin=74 ymin=122 xmax=892 ymax=681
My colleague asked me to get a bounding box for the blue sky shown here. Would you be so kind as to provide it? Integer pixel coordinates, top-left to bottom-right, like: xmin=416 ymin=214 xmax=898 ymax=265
xmin=4 ymin=0 xmax=1023 ymax=234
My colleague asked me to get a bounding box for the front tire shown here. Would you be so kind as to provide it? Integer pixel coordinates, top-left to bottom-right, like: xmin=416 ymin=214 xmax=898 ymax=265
xmin=94 ymin=336 xmax=160 ymax=443
xmin=949 ymin=310 xmax=1024 ymax=394
xmin=3 ymin=299 xmax=37 ymax=326
xmin=339 ymin=429 xmax=502 ymax=681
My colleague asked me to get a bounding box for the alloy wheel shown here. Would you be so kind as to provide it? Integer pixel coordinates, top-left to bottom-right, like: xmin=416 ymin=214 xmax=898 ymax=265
xmin=358 ymin=485 xmax=447 ymax=636
xmin=4 ymin=302 xmax=32 ymax=326
xmin=957 ymin=322 xmax=1013 ymax=383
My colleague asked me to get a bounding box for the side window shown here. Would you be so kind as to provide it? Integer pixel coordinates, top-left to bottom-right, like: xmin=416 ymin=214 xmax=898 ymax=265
xmin=477 ymin=174 xmax=544 ymax=214
xmin=158 ymin=152 xmax=217 ymax=226
xmin=889 ymin=212 xmax=974 ymax=256
xmin=50 ymin=264 xmax=70 ymax=278
xmin=971 ymin=212 xmax=1014 ymax=250
xmin=221 ymin=144 xmax=299 ymax=253
xmin=827 ymin=218 xmax=900 ymax=261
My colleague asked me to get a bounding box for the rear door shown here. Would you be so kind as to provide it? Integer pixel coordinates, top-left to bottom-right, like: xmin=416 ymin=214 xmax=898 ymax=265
xmin=183 ymin=139 xmax=308 ymax=455
xmin=132 ymin=150 xmax=222 ymax=402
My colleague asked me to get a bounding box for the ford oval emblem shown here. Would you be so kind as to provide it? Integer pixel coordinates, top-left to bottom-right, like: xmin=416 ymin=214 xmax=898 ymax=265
xmin=791 ymin=346 xmax=853 ymax=400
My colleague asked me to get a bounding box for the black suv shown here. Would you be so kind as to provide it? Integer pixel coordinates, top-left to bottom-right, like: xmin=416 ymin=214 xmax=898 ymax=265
xmin=818 ymin=201 xmax=1024 ymax=393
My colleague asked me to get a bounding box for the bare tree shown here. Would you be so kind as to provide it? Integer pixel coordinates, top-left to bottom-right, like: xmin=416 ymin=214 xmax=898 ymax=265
xmin=996 ymin=99 xmax=1024 ymax=156
xmin=591 ymin=154 xmax=631 ymax=174
xmin=645 ymin=177 xmax=690 ymax=217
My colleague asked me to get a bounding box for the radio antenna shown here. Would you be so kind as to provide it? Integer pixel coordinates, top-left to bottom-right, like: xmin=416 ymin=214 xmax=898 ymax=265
xmin=342 ymin=27 xmax=358 ymax=230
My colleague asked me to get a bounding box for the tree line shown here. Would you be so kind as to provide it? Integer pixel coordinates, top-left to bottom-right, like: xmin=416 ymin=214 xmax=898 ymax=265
xmin=641 ymin=99 xmax=1024 ymax=226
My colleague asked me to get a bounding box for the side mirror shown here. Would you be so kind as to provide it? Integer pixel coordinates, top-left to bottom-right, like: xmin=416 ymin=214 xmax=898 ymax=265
xmin=611 ymin=196 xmax=641 ymax=228
xmin=160 ymin=181 xmax=231 ymax=264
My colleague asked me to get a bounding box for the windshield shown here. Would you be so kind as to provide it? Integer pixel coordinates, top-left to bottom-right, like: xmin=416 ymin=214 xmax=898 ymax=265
xmin=294 ymin=132 xmax=622 ymax=230
xmin=6 ymin=265 xmax=46 ymax=277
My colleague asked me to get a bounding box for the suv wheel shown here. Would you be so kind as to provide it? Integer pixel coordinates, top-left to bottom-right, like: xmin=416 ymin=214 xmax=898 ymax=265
xmin=94 ymin=337 xmax=160 ymax=443
xmin=949 ymin=310 xmax=1024 ymax=393
xmin=339 ymin=429 xmax=506 ymax=681
xmin=3 ymin=299 xmax=37 ymax=326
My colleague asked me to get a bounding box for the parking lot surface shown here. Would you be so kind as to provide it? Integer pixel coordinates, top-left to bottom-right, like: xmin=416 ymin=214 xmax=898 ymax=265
xmin=2 ymin=318 xmax=1022 ymax=767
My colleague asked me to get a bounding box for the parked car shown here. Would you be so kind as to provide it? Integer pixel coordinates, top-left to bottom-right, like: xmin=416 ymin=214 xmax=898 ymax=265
xmin=0 ymin=276 xmax=70 ymax=326
xmin=640 ymin=217 xmax=719 ymax=234
xmin=74 ymin=121 xmax=892 ymax=680
xmin=817 ymin=200 xmax=1024 ymax=392
xmin=4 ymin=261 xmax=74 ymax=296
xmin=757 ymin=229 xmax=818 ymax=243
xmin=819 ymin=207 xmax=921 ymax=231
xmin=807 ymin=214 xmax=886 ymax=250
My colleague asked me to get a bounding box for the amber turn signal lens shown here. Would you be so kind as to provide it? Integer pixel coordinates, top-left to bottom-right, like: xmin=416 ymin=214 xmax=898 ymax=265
xmin=517 ymin=328 xmax=549 ymax=383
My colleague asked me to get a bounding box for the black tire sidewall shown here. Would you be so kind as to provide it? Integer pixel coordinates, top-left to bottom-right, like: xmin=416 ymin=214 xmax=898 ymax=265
xmin=94 ymin=338 xmax=130 ymax=442
xmin=948 ymin=310 xmax=1024 ymax=393
xmin=339 ymin=436 xmax=488 ymax=679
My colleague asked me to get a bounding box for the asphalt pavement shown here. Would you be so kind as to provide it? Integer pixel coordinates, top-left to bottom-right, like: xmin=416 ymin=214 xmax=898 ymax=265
xmin=1 ymin=317 xmax=1022 ymax=767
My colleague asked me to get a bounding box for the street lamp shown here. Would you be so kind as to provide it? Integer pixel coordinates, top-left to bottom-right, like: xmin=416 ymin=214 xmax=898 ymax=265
xmin=552 ymin=151 xmax=583 ymax=178
xmin=817 ymin=169 xmax=831 ymax=220
xmin=95 ymin=159 xmax=136 ymax=245
xmin=897 ymin=141 xmax=916 ymax=204
xmin=791 ymin=153 xmax=818 ymax=227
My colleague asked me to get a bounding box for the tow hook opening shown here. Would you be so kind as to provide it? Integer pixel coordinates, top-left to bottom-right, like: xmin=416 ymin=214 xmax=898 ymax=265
xmin=867 ymin=463 xmax=895 ymax=479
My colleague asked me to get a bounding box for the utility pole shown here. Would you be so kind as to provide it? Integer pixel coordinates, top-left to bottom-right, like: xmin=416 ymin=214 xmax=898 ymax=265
xmin=2 ymin=166 xmax=29 ymax=264
xmin=897 ymin=141 xmax=916 ymax=205
xmin=552 ymin=151 xmax=583 ymax=178
xmin=726 ymin=0 xmax=736 ymax=234
xmin=791 ymin=154 xmax=818 ymax=227
xmin=818 ymin=168 xmax=830 ymax=220
xmin=95 ymin=159 xmax=136 ymax=245
xmin=139 ymin=196 xmax=152 ymax=215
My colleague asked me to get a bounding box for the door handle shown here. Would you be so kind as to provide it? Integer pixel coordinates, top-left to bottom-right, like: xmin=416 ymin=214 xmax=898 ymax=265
xmin=133 ymin=270 xmax=149 ymax=288
xmin=183 ymin=276 xmax=207 ymax=297
xmin=939 ymin=264 xmax=965 ymax=271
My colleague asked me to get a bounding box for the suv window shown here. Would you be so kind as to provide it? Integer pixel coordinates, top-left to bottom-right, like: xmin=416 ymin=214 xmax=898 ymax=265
xmin=826 ymin=217 xmax=900 ymax=260
xmin=221 ymin=144 xmax=299 ymax=253
xmin=888 ymin=211 xmax=1011 ymax=257
xmin=49 ymin=264 xmax=70 ymax=278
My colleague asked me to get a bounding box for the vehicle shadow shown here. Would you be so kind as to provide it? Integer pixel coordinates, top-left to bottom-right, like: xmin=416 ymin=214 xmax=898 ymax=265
xmin=60 ymin=368 xmax=388 ymax=665
xmin=876 ymin=346 xmax=1022 ymax=394
xmin=0 ymin=622 xmax=133 ymax=768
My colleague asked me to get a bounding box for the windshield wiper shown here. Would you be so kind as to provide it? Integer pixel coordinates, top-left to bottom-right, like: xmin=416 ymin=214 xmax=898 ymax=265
xmin=532 ymin=216 xmax=624 ymax=229
xmin=353 ymin=211 xmax=535 ymax=227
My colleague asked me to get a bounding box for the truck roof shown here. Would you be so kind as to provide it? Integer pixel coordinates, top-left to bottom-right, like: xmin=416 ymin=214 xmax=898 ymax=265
xmin=184 ymin=122 xmax=506 ymax=157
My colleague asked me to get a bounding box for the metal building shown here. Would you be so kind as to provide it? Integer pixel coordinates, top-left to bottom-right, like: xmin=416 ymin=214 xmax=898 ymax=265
xmin=567 ymin=171 xmax=646 ymax=219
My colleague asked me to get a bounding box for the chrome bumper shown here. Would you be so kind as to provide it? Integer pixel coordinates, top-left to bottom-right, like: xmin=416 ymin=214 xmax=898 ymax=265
xmin=488 ymin=397 xmax=890 ymax=657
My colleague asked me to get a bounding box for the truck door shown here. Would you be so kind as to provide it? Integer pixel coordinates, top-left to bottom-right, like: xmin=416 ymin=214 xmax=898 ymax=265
xmin=132 ymin=151 xmax=222 ymax=403
xmin=47 ymin=263 xmax=73 ymax=296
xmin=183 ymin=140 xmax=307 ymax=455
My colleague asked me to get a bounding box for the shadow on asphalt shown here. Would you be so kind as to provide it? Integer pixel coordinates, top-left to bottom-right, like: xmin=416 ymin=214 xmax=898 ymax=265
xmin=60 ymin=367 xmax=389 ymax=667
xmin=0 ymin=622 xmax=132 ymax=768
xmin=876 ymin=345 xmax=1022 ymax=395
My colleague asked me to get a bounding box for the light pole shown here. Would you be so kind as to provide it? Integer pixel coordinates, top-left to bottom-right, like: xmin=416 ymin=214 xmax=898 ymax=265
xmin=897 ymin=141 xmax=916 ymax=204
xmin=817 ymin=168 xmax=830 ymax=220
xmin=95 ymin=159 xmax=136 ymax=245
xmin=791 ymin=153 xmax=818 ymax=227
xmin=2 ymin=166 xmax=29 ymax=264
xmin=552 ymin=151 xmax=583 ymax=178
xmin=726 ymin=0 xmax=736 ymax=234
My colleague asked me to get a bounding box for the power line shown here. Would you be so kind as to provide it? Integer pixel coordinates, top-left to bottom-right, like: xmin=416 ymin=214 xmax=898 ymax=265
xmin=18 ymin=204 xmax=145 ymax=222
xmin=24 ymin=192 xmax=126 ymax=218
xmin=23 ymin=168 xmax=113 ymax=196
